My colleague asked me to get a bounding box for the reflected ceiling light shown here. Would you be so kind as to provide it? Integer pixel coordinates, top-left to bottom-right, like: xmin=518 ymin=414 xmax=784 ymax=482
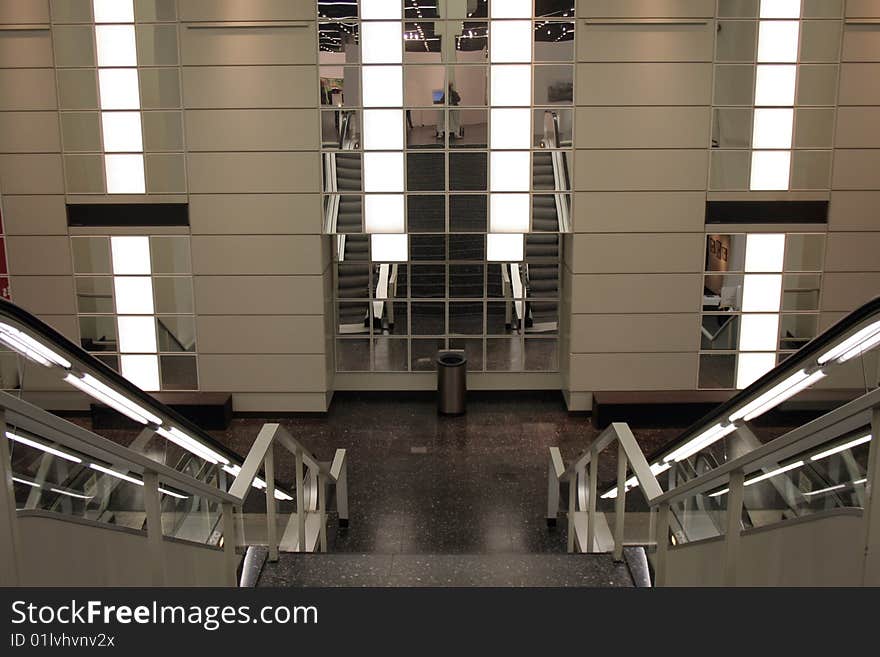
xmin=490 ymin=194 xmax=530 ymax=233
xmin=158 ymin=487 xmax=188 ymax=499
xmin=744 ymin=233 xmax=785 ymax=273
xmin=803 ymin=483 xmax=845 ymax=497
xmin=360 ymin=0 xmax=402 ymax=20
xmin=757 ymin=21 xmax=800 ymax=63
xmin=818 ymin=320 xmax=880 ymax=366
xmin=736 ymin=352 xmax=778 ymax=390
xmin=98 ymin=68 xmax=141 ymax=110
xmin=101 ymin=111 xmax=144 ymax=152
xmin=364 ymin=195 xmax=405 ymax=233
xmin=362 ymin=109 xmax=405 ymax=150
xmin=12 ymin=476 xmax=40 ymax=488
xmin=363 ymin=152 xmax=404 ymax=192
xmin=710 ymin=460 xmax=805 ymax=497
xmin=89 ymin=463 xmax=142 ymax=485
xmin=738 ymin=314 xmax=779 ymax=352
xmin=64 ymin=372 xmax=163 ymax=426
xmin=752 ymin=109 xmax=794 ymax=150
xmin=664 ymin=423 xmax=738 ymax=463
xmin=0 ymin=322 xmax=72 ymax=369
xmin=105 ymin=153 xmax=146 ymax=194
xmin=490 ymin=65 xmax=531 ymax=106
xmin=119 ymin=354 xmax=161 ymax=391
xmin=361 ymin=66 xmax=403 ymax=107
xmin=490 ymin=151 xmax=531 ymax=192
xmin=854 ymin=478 xmax=868 ymax=485
xmin=741 ymin=274 xmax=783 ymax=312
xmin=490 ymin=108 xmax=531 ymax=150
xmin=491 ymin=0 xmax=531 ymax=19
xmin=95 ymin=25 xmax=138 ymax=67
xmin=117 ymin=316 xmax=158 ymax=353
xmin=750 ymin=150 xmax=791 ymax=191
xmin=50 ymin=487 xmax=94 ymax=500
xmin=93 ymin=0 xmax=134 ymax=23
xmin=810 ymin=434 xmax=872 ymax=462
xmin=601 ymin=462 xmax=671 ymax=499
xmin=760 ymin=0 xmax=801 ymax=19
xmin=371 ymin=234 xmax=408 ymax=262
xmin=113 ymin=277 xmax=154 ymax=315
xmin=252 ymin=477 xmax=294 ymax=501
xmin=361 ymin=22 xmax=403 ymax=64
xmin=487 ymin=233 xmax=524 ymax=262
xmin=729 ymin=369 xmax=827 ymax=423
xmin=7 ymin=432 xmax=82 ymax=463
xmin=156 ymin=426 xmax=229 ymax=466
xmin=490 ymin=21 xmax=531 ymax=63
xmin=754 ymin=65 xmax=797 ymax=106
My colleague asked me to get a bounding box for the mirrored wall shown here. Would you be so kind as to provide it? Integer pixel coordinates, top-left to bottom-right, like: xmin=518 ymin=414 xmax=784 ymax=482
xmin=320 ymin=0 xmax=573 ymax=373
xmin=72 ymin=234 xmax=197 ymax=390
xmin=699 ymin=231 xmax=825 ymax=389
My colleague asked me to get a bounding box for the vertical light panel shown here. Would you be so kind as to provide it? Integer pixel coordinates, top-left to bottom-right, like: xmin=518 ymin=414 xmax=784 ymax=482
xmin=488 ymin=4 xmax=531 ymax=262
xmin=750 ymin=3 xmax=801 ymax=191
xmin=361 ymin=5 xmax=407 ymax=262
xmin=93 ymin=0 xmax=145 ymax=194
xmin=737 ymin=233 xmax=785 ymax=389
xmin=111 ymin=236 xmax=159 ymax=390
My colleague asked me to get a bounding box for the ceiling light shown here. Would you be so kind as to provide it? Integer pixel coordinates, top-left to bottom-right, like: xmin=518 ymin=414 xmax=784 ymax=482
xmin=665 ymin=423 xmax=738 ymax=463
xmin=818 ymin=321 xmax=880 ymax=366
xmin=156 ymin=426 xmax=229 ymax=466
xmin=0 ymin=323 xmax=72 ymax=369
xmin=803 ymin=484 xmax=845 ymax=497
xmin=7 ymin=432 xmax=82 ymax=463
xmin=64 ymin=372 xmax=163 ymax=426
xmin=89 ymin=462 xmax=143 ymax=485
xmin=50 ymin=487 xmax=93 ymax=500
xmin=729 ymin=369 xmax=827 ymax=423
xmin=745 ymin=460 xmax=804 ymax=487
xmin=810 ymin=434 xmax=872 ymax=462
xmin=13 ymin=476 xmax=40 ymax=488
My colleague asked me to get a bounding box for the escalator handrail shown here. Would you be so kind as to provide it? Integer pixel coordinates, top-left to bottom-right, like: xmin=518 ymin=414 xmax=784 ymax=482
xmin=0 ymin=297 xmax=239 ymax=468
xmin=645 ymin=294 xmax=880 ymax=469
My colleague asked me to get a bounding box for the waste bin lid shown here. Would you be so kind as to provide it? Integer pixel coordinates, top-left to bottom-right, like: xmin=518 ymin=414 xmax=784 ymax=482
xmin=436 ymin=351 xmax=467 ymax=367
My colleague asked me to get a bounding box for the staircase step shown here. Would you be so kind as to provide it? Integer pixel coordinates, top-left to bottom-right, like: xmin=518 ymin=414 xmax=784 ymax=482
xmin=257 ymin=553 xmax=635 ymax=587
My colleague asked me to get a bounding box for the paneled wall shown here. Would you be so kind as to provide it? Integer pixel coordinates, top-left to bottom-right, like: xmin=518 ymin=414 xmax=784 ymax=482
xmin=0 ymin=0 xmax=333 ymax=412
xmin=564 ymin=0 xmax=714 ymax=408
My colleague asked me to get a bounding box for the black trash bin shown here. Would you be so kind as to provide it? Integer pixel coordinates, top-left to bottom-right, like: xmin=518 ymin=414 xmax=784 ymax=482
xmin=436 ymin=351 xmax=467 ymax=415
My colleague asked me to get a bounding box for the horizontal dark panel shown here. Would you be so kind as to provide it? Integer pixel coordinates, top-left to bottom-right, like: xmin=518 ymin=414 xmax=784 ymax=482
xmin=706 ymin=201 xmax=828 ymax=224
xmin=67 ymin=203 xmax=189 ymax=227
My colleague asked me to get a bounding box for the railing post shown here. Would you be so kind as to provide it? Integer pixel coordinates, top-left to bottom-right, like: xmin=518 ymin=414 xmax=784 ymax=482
xmin=335 ymin=452 xmax=349 ymax=525
xmin=295 ymin=448 xmax=305 ymax=552
xmin=566 ymin=471 xmax=576 ymax=553
xmin=586 ymin=447 xmax=598 ymax=555
xmin=862 ymin=407 xmax=880 ymax=585
xmin=0 ymin=409 xmax=23 ymax=585
xmin=613 ymin=442 xmax=627 ymax=562
xmin=222 ymin=502 xmax=238 ymax=586
xmin=264 ymin=444 xmax=278 ymax=563
xmin=142 ymin=470 xmax=165 ymax=587
xmin=546 ymin=447 xmax=562 ymax=525
xmin=654 ymin=502 xmax=670 ymax=587
xmin=723 ymin=470 xmax=745 ymax=587
xmin=319 ymin=474 xmax=328 ymax=553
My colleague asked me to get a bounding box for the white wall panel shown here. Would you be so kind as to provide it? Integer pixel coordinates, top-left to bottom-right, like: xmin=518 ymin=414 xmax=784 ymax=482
xmin=570 ymin=314 xmax=698 ymax=353
xmin=831 ymin=150 xmax=880 ymax=190
xmin=0 ymin=29 xmax=53 ymax=68
xmin=842 ymin=25 xmax=880 ymax=61
xmin=569 ymin=352 xmax=698 ymax=390
xmin=179 ymin=0 xmax=314 ymax=22
xmin=180 ymin=25 xmax=316 ymax=66
xmin=570 ymin=274 xmax=701 ymax=314
xmin=575 ymin=107 xmax=709 ymax=149
xmin=573 ymin=192 xmax=705 ymax=233
xmin=835 ymin=107 xmax=880 ymax=148
xmin=0 ymin=111 xmax=60 ymax=153
xmin=828 ymin=191 xmax=880 ymax=231
xmin=184 ymin=109 xmax=319 ymax=151
xmin=575 ymin=150 xmax=708 ymax=191
xmin=0 ymin=154 xmax=63 ymax=193
xmin=194 ymin=275 xmax=325 ymax=315
xmin=0 ymin=69 xmax=57 ymax=109
xmin=838 ymin=64 xmax=880 ymax=105
xmin=576 ymin=63 xmax=712 ymax=106
xmin=197 ymin=316 xmax=325 ymax=354
xmin=7 ymin=276 xmax=75 ymax=315
xmin=820 ymin=273 xmax=880 ymax=312
xmin=0 ymin=0 xmax=49 ymax=24
xmin=824 ymin=233 xmax=880 ymax=272
xmin=198 ymin=354 xmax=327 ymax=392
xmin=6 ymin=237 xmax=71 ymax=275
xmin=186 ymin=152 xmax=320 ymax=193
xmin=182 ymin=66 xmax=318 ymax=108
xmin=569 ymin=233 xmax=704 ymax=274
xmin=577 ymin=0 xmax=714 ymax=18
xmin=578 ymin=23 xmax=713 ymax=62
xmin=191 ymin=235 xmax=326 ymax=275
xmin=189 ymin=194 xmax=322 ymax=235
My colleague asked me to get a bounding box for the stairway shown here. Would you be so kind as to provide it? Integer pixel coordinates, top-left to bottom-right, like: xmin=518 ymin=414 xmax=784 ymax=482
xmin=257 ymin=553 xmax=636 ymax=587
xmin=335 ymin=153 xmax=370 ymax=330
xmin=526 ymin=152 xmax=560 ymax=331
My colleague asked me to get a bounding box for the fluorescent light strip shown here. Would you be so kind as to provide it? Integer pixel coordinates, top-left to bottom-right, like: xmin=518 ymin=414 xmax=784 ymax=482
xmin=89 ymin=462 xmax=142 ymax=485
xmin=224 ymin=465 xmax=293 ymax=501
xmin=803 ymin=484 xmax=845 ymax=497
xmin=156 ymin=426 xmax=229 ymax=466
xmin=601 ymin=462 xmax=671 ymax=499
xmin=810 ymin=434 xmax=872 ymax=462
xmin=729 ymin=369 xmax=827 ymax=423
xmin=12 ymin=476 xmax=40 ymax=488
xmin=818 ymin=321 xmax=880 ymax=365
xmin=158 ymin=487 xmax=188 ymax=500
xmin=50 ymin=487 xmax=93 ymax=500
xmin=0 ymin=323 xmax=72 ymax=369
xmin=709 ymin=460 xmax=806 ymax=497
xmin=7 ymin=432 xmax=82 ymax=463
xmin=855 ymin=478 xmax=867 ymax=485
xmin=64 ymin=373 xmax=163 ymax=426
xmin=665 ymin=423 xmax=738 ymax=463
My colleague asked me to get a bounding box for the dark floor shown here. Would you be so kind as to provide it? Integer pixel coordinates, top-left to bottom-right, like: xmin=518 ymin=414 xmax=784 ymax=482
xmin=207 ymin=392 xmax=690 ymax=556
xmin=257 ymin=553 xmax=635 ymax=587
